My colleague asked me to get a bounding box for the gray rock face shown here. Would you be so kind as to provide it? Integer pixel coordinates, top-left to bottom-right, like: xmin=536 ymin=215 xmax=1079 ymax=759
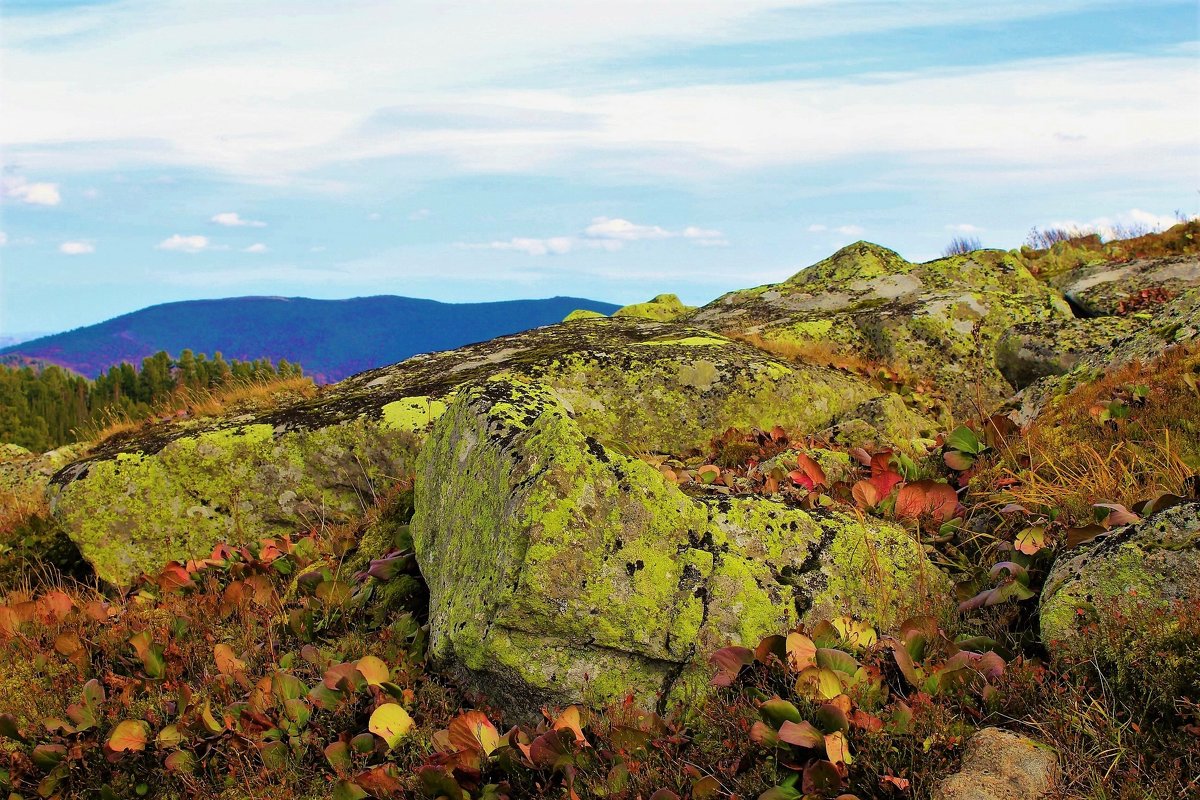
xmin=1057 ymin=255 xmax=1200 ymax=317
xmin=687 ymin=241 xmax=1073 ymax=414
xmin=934 ymin=727 xmax=1058 ymax=800
xmin=1040 ymin=502 xmax=1200 ymax=701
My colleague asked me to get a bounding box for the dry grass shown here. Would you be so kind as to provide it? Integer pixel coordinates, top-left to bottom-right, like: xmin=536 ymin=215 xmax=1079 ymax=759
xmin=990 ymin=345 xmax=1200 ymax=522
xmin=731 ymin=330 xmax=891 ymax=377
xmin=82 ymin=375 xmax=318 ymax=445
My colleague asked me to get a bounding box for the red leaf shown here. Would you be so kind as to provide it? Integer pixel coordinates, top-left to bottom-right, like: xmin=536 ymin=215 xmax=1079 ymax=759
xmin=794 ymin=452 xmax=828 ymax=487
xmin=895 ymin=480 xmax=959 ymax=523
xmin=869 ymin=470 xmax=903 ymax=499
xmin=788 ymin=470 xmax=815 ymax=490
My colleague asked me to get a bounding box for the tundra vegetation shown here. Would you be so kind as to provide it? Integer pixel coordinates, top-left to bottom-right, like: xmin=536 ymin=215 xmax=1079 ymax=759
xmin=2 ymin=222 xmax=1199 ymax=799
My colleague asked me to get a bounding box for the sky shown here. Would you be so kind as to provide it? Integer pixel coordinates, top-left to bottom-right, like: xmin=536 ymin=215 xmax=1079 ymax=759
xmin=1 ymin=0 xmax=1198 ymax=338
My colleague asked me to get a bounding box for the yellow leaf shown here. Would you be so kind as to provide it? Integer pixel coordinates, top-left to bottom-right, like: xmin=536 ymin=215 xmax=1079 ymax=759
xmin=107 ymin=720 xmax=149 ymax=752
xmin=355 ymin=655 xmax=390 ymax=687
xmin=824 ymin=730 xmax=852 ymax=766
xmin=369 ymin=703 xmax=414 ymax=749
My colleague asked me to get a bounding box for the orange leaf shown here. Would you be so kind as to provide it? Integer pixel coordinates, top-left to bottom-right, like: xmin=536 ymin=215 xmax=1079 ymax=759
xmin=851 ymin=480 xmax=881 ymax=509
xmin=214 ymin=644 xmax=247 ymax=676
xmin=894 ymin=480 xmax=958 ymax=524
xmin=795 ymin=452 xmax=827 ymax=487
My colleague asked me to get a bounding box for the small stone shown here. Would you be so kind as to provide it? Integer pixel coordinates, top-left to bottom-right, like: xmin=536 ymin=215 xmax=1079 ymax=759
xmin=934 ymin=727 xmax=1058 ymax=800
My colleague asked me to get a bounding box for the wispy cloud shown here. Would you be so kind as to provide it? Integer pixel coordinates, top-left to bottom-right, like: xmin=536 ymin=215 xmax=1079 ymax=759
xmin=945 ymin=223 xmax=982 ymax=232
xmin=243 ymin=243 xmax=269 ymax=253
xmin=59 ymin=240 xmax=95 ymax=255
xmin=1044 ymin=208 xmax=1187 ymax=240
xmin=156 ymin=234 xmax=211 ymax=253
xmin=0 ymin=232 xmax=7 ymax=247
xmin=211 ymin=211 xmax=265 ymax=227
xmin=808 ymin=223 xmax=864 ymax=236
xmin=462 ymin=217 xmax=727 ymax=255
xmin=3 ymin=177 xmax=61 ymax=206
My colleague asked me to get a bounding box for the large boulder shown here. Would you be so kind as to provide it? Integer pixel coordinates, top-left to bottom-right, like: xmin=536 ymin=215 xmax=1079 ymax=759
xmin=1040 ymin=503 xmax=1200 ymax=702
xmin=413 ymin=378 xmax=952 ymax=714
xmin=688 ymin=242 xmax=1073 ymax=413
xmin=49 ymin=318 xmax=883 ymax=585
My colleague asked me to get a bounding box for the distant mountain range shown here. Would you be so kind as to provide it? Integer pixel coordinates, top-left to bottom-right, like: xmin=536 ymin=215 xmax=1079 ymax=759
xmin=0 ymin=295 xmax=620 ymax=383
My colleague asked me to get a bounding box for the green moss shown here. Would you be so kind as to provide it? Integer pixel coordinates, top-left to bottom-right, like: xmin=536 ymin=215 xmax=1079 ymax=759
xmin=413 ymin=379 xmax=952 ymax=714
xmin=612 ymin=293 xmax=697 ymax=322
xmin=380 ymin=396 xmax=448 ymax=433
xmin=55 ymin=417 xmax=421 ymax=586
xmin=563 ymin=309 xmax=607 ymax=321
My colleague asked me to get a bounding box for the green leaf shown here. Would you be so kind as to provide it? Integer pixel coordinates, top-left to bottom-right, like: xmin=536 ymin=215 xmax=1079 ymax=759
xmin=31 ymin=743 xmax=67 ymax=770
xmin=164 ymin=750 xmax=195 ymax=774
xmin=324 ymin=740 xmax=352 ymax=772
xmin=332 ymin=781 xmax=369 ymax=800
xmin=0 ymin=714 xmax=26 ymax=743
xmin=946 ymin=425 xmax=984 ymax=455
xmin=759 ymin=698 xmax=802 ymax=727
xmin=815 ymin=648 xmax=859 ymax=675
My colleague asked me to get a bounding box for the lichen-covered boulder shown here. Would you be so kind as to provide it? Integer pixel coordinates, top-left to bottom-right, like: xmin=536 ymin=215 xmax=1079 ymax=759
xmin=1054 ymin=255 xmax=1200 ymax=318
xmin=413 ymin=378 xmax=951 ymax=714
xmin=1040 ymin=503 xmax=1200 ymax=702
xmin=1009 ymin=288 xmax=1200 ymax=426
xmin=688 ymin=242 xmax=1073 ymax=412
xmin=612 ymin=293 xmax=696 ymax=322
xmin=50 ymin=318 xmax=882 ymax=586
xmin=995 ymin=315 xmax=1145 ymax=390
xmin=828 ymin=394 xmax=939 ymax=455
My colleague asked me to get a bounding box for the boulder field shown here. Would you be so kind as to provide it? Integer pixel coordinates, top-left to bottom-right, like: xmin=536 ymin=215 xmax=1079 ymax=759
xmin=29 ymin=224 xmax=1200 ymax=715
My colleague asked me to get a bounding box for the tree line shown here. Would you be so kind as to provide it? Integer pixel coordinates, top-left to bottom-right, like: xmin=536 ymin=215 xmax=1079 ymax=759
xmin=0 ymin=350 xmax=303 ymax=453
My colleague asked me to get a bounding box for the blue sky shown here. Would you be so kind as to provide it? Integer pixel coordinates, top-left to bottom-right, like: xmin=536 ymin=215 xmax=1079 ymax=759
xmin=1 ymin=0 xmax=1198 ymax=337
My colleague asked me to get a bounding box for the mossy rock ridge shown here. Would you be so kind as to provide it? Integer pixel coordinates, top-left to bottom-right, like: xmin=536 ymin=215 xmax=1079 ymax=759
xmin=687 ymin=241 xmax=1074 ymax=412
xmin=1040 ymin=502 xmax=1200 ymax=703
xmin=412 ymin=378 xmax=951 ymax=716
xmin=48 ymin=318 xmax=881 ymax=586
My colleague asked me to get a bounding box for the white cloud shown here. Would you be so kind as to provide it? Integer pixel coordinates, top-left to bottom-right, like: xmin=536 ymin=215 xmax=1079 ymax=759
xmin=2 ymin=2 xmax=1192 ymax=189
xmin=59 ymin=240 xmax=94 ymax=255
xmin=243 ymin=243 xmax=269 ymax=253
xmin=468 ymin=237 xmax=576 ymax=256
xmin=156 ymin=234 xmax=211 ymax=253
xmin=3 ymin=177 xmax=61 ymax=206
xmin=0 ymin=232 xmax=8 ymax=246
xmin=367 ymin=212 xmax=382 ymax=221
xmin=809 ymin=223 xmax=864 ymax=236
xmin=466 ymin=217 xmax=726 ymax=255
xmin=1045 ymin=208 xmax=1187 ymax=241
xmin=408 ymin=208 xmax=431 ymax=220
xmin=945 ymin=223 xmax=981 ymax=232
xmin=211 ymin=211 xmax=266 ymax=227
xmin=584 ymin=217 xmax=673 ymax=241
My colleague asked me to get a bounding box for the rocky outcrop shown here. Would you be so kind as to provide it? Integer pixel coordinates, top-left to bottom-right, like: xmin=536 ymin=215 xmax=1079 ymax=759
xmin=934 ymin=727 xmax=1058 ymax=800
xmin=688 ymin=242 xmax=1073 ymax=412
xmin=1056 ymin=255 xmax=1200 ymax=317
xmin=613 ymin=293 xmax=696 ymax=322
xmin=412 ymin=379 xmax=951 ymax=714
xmin=1041 ymin=503 xmax=1200 ymax=702
xmin=49 ymin=318 xmax=883 ymax=585
xmin=995 ymin=316 xmax=1144 ymax=390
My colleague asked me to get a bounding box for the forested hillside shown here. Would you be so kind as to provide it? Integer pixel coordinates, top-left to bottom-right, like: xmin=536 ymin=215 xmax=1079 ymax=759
xmin=0 ymin=295 xmax=620 ymax=383
xmin=0 ymin=350 xmax=303 ymax=452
